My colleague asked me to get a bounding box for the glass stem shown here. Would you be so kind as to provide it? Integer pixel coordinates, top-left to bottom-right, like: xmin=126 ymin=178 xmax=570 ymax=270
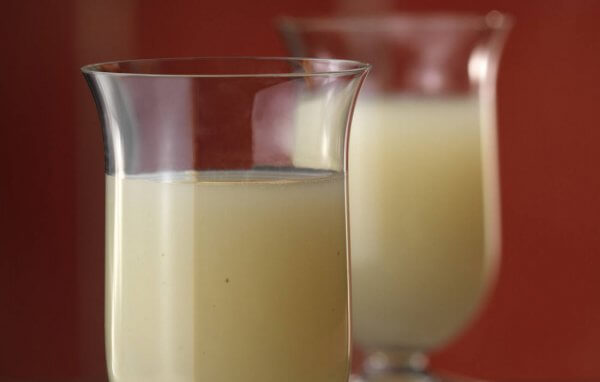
xmin=363 ymin=349 xmax=429 ymax=376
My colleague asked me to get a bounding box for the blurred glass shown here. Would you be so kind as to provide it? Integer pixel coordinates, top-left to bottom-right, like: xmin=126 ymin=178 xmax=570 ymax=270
xmin=82 ymin=57 xmax=369 ymax=382
xmin=281 ymin=13 xmax=512 ymax=382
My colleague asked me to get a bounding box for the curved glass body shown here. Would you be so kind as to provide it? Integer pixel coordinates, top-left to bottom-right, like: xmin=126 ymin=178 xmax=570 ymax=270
xmin=83 ymin=57 xmax=369 ymax=382
xmin=281 ymin=13 xmax=511 ymax=380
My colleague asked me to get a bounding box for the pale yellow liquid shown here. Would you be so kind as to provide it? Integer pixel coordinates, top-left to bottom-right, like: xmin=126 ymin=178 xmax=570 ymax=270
xmin=105 ymin=171 xmax=348 ymax=382
xmin=349 ymin=97 xmax=500 ymax=350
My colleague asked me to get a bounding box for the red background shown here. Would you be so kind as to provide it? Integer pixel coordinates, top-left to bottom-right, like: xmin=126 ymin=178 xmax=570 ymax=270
xmin=1 ymin=0 xmax=600 ymax=380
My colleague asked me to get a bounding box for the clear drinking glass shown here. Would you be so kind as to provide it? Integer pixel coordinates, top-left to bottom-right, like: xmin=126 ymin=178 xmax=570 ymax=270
xmin=82 ymin=57 xmax=369 ymax=382
xmin=280 ymin=13 xmax=512 ymax=382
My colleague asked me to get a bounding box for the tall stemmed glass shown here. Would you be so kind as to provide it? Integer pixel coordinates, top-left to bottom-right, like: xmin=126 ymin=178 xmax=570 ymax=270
xmin=281 ymin=13 xmax=512 ymax=382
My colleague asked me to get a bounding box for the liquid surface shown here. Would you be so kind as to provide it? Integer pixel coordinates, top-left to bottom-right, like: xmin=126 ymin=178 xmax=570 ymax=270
xmin=106 ymin=170 xmax=348 ymax=382
xmin=349 ymin=97 xmax=500 ymax=350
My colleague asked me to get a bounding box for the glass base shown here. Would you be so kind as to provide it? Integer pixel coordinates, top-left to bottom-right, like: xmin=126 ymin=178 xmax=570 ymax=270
xmin=352 ymin=371 xmax=488 ymax=382
xmin=351 ymin=371 xmax=434 ymax=382
xmin=354 ymin=350 xmax=487 ymax=382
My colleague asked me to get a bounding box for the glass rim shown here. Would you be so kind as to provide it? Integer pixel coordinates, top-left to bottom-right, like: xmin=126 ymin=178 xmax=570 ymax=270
xmin=81 ymin=56 xmax=371 ymax=78
xmin=279 ymin=10 xmax=514 ymax=32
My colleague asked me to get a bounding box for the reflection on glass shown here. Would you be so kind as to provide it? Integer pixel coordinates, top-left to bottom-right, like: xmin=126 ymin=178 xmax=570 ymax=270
xmin=281 ymin=13 xmax=512 ymax=382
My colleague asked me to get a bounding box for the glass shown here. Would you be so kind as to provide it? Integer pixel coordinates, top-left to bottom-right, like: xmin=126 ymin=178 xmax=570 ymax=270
xmin=280 ymin=13 xmax=512 ymax=382
xmin=82 ymin=57 xmax=369 ymax=382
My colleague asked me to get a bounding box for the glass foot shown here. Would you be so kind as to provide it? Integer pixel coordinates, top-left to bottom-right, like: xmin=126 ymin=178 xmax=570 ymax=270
xmin=351 ymin=370 xmax=435 ymax=382
xmin=352 ymin=371 xmax=488 ymax=382
xmin=354 ymin=350 xmax=488 ymax=382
